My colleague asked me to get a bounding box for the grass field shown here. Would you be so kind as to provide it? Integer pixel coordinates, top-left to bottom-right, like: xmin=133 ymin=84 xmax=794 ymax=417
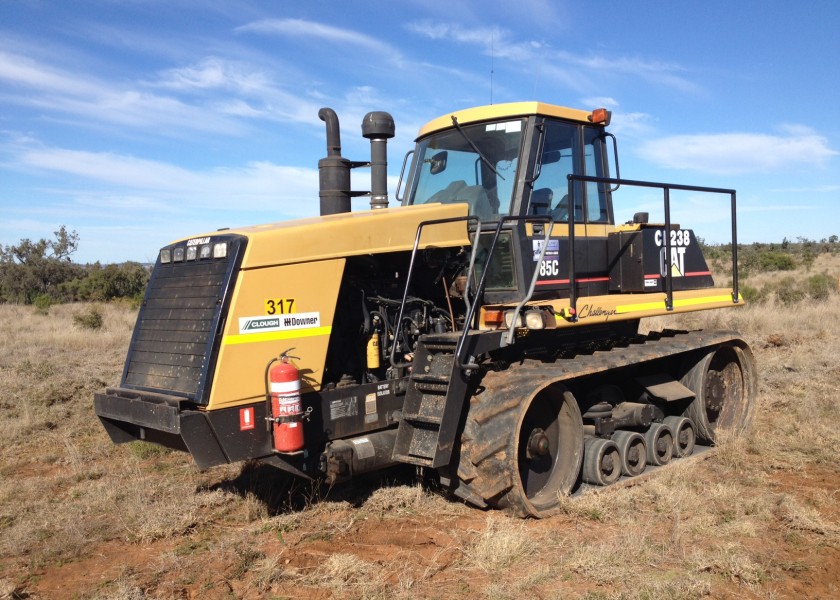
xmin=1 ymin=254 xmax=839 ymax=599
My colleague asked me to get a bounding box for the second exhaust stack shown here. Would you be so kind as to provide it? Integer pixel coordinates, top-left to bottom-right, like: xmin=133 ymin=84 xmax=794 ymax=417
xmin=362 ymin=111 xmax=395 ymax=210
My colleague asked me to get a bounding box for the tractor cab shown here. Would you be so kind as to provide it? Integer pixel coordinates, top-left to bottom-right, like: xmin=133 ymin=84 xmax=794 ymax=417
xmin=401 ymin=102 xmax=616 ymax=305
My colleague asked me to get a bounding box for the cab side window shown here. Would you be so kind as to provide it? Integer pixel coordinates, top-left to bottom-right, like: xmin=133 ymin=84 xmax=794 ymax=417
xmin=529 ymin=121 xmax=579 ymax=222
xmin=528 ymin=120 xmax=611 ymax=224
xmin=583 ymin=127 xmax=610 ymax=223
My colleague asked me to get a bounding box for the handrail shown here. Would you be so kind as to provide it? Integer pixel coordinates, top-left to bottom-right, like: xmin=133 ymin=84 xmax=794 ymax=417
xmin=389 ymin=215 xmax=479 ymax=370
xmin=566 ymin=174 xmax=739 ymax=319
xmin=455 ymin=215 xmax=552 ymax=368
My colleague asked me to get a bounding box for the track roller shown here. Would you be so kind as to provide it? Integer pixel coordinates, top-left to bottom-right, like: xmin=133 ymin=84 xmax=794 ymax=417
xmin=644 ymin=422 xmax=674 ymax=466
xmin=663 ymin=415 xmax=696 ymax=458
xmin=582 ymin=437 xmax=621 ymax=486
xmin=611 ymin=430 xmax=647 ymax=477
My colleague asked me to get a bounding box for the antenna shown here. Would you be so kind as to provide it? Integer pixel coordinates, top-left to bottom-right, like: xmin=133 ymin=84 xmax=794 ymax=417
xmin=490 ymin=31 xmax=495 ymax=104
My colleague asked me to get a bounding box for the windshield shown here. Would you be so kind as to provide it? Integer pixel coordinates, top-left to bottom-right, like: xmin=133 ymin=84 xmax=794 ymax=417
xmin=406 ymin=119 xmax=525 ymax=220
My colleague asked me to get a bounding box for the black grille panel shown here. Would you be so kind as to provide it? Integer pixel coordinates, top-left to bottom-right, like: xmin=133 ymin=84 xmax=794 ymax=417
xmin=121 ymin=235 xmax=245 ymax=403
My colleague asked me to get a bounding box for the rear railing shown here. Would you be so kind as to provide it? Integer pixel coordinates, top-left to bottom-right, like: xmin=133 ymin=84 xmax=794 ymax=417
xmin=567 ymin=174 xmax=739 ymax=319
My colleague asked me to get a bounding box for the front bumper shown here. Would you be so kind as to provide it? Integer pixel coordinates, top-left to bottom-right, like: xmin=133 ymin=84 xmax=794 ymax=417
xmin=94 ymin=387 xmax=272 ymax=470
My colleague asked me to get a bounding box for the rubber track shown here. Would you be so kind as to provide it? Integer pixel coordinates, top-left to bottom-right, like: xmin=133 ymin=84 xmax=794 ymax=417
xmin=453 ymin=329 xmax=749 ymax=516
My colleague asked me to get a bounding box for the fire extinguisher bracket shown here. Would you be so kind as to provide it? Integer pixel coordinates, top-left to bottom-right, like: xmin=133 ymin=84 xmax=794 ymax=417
xmin=265 ymin=406 xmax=312 ymax=425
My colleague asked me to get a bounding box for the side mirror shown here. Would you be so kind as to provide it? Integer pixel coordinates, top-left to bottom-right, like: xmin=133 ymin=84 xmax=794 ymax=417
xmin=428 ymin=151 xmax=448 ymax=175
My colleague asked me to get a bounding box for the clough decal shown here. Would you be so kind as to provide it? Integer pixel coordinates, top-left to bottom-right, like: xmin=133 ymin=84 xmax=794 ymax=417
xmin=239 ymin=312 xmax=321 ymax=334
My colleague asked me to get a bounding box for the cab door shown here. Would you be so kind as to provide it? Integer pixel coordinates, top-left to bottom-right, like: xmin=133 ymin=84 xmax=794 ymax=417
xmin=524 ymin=119 xmax=612 ymax=300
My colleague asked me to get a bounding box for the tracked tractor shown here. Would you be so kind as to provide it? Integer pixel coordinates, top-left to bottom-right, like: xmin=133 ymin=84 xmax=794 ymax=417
xmin=94 ymin=101 xmax=757 ymax=517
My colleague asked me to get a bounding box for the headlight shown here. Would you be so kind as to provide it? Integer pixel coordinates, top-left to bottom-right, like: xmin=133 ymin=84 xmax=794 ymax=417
xmin=160 ymin=249 xmax=171 ymax=264
xmin=504 ymin=310 xmax=523 ymax=328
xmin=213 ymin=242 xmax=227 ymax=259
xmin=524 ymin=310 xmax=545 ymax=330
xmin=173 ymin=247 xmax=185 ymax=262
xmin=199 ymin=244 xmax=211 ymax=259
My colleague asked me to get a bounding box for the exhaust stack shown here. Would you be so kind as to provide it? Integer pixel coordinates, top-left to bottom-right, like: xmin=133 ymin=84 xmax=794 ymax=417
xmin=361 ymin=111 xmax=395 ymax=210
xmin=318 ymin=108 xmax=352 ymax=216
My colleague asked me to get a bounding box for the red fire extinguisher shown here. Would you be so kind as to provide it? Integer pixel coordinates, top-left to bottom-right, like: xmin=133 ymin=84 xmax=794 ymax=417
xmin=265 ymin=349 xmax=305 ymax=452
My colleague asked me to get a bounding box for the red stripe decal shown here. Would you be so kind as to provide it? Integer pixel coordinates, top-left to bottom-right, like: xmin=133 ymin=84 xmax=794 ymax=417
xmin=536 ymin=276 xmax=611 ymax=286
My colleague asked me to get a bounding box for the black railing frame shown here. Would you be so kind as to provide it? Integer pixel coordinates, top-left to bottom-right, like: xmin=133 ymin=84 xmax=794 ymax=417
xmin=566 ymin=174 xmax=739 ymax=320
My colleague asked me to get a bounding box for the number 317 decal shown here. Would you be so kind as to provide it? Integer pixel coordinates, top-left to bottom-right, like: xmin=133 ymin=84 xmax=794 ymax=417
xmin=264 ymin=298 xmax=296 ymax=315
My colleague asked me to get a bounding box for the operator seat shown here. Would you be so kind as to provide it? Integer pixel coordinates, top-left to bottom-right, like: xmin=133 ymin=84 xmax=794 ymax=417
xmin=530 ymin=188 xmax=553 ymax=215
xmin=426 ymin=180 xmax=495 ymax=220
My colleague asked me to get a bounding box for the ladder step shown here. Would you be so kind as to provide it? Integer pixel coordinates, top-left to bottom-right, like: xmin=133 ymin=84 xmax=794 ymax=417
xmin=410 ymin=374 xmax=450 ymax=384
xmin=422 ymin=343 xmax=456 ymax=352
xmin=414 ymin=382 xmax=448 ymax=393
xmin=402 ymin=412 xmax=443 ymax=425
xmin=391 ymin=453 xmax=434 ymax=467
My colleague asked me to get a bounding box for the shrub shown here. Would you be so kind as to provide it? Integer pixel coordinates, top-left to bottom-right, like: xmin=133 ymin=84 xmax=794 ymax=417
xmin=739 ymin=284 xmax=765 ymax=305
xmin=33 ymin=294 xmax=52 ymax=315
xmin=773 ymin=277 xmax=806 ymax=306
xmin=757 ymin=251 xmax=796 ymax=272
xmin=806 ymin=273 xmax=836 ymax=301
xmin=73 ymin=305 xmax=104 ymax=330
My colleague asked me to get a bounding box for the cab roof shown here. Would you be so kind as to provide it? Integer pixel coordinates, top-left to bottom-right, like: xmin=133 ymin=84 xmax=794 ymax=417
xmin=417 ymin=101 xmax=595 ymax=139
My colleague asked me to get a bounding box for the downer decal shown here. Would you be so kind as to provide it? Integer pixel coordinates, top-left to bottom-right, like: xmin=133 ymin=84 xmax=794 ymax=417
xmin=239 ymin=312 xmax=321 ymax=334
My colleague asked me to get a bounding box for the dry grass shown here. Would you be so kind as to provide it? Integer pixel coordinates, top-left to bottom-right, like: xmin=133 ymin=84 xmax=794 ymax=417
xmin=1 ymin=259 xmax=840 ymax=599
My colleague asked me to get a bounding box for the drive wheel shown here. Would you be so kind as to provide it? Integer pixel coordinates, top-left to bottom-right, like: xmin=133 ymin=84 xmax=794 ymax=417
xmin=454 ymin=383 xmax=584 ymax=518
xmin=681 ymin=343 xmax=758 ymax=443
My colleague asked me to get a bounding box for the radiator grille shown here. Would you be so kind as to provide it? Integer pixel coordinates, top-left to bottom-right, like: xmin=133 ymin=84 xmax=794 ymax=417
xmin=121 ymin=235 xmax=245 ymax=403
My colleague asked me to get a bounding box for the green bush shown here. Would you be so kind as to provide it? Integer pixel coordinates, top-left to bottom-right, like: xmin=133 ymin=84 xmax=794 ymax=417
xmin=757 ymin=251 xmax=796 ymax=272
xmin=33 ymin=293 xmax=53 ymax=315
xmin=806 ymin=273 xmax=836 ymax=301
xmin=770 ymin=276 xmax=805 ymax=306
xmin=739 ymin=284 xmax=765 ymax=304
xmin=73 ymin=305 xmax=104 ymax=330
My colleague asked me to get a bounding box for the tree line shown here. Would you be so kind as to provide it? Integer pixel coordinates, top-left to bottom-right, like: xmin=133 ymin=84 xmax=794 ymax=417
xmin=0 ymin=226 xmax=149 ymax=306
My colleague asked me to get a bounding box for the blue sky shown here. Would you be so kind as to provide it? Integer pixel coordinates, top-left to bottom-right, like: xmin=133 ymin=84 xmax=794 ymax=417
xmin=1 ymin=0 xmax=838 ymax=264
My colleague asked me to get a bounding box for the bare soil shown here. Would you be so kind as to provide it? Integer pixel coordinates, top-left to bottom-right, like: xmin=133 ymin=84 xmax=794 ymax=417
xmin=2 ymin=265 xmax=840 ymax=599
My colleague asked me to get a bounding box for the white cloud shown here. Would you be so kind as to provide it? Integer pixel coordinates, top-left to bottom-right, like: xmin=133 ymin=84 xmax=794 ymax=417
xmin=0 ymin=50 xmax=248 ymax=135
xmin=13 ymin=145 xmax=319 ymax=215
xmin=581 ymin=97 xmax=620 ymax=109
xmin=405 ymin=21 xmax=702 ymax=94
xmin=768 ymin=184 xmax=840 ymax=193
xmin=153 ymin=57 xmax=272 ymax=93
xmin=236 ymin=18 xmax=404 ymax=64
xmin=0 ymin=51 xmax=100 ymax=97
xmin=637 ymin=127 xmax=838 ymax=174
